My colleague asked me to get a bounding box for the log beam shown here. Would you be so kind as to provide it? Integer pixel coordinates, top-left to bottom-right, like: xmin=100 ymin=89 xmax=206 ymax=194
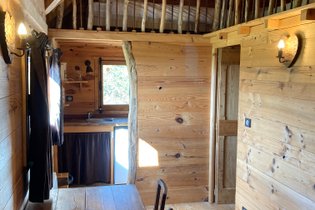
xmin=122 ymin=41 xmax=138 ymax=184
xmin=45 ymin=0 xmax=63 ymax=15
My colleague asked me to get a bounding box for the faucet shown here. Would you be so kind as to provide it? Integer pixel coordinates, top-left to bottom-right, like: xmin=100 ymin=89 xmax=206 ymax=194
xmin=87 ymin=112 xmax=92 ymax=120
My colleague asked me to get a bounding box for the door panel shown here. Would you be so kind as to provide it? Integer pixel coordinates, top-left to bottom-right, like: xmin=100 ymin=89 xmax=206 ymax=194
xmin=215 ymin=46 xmax=240 ymax=204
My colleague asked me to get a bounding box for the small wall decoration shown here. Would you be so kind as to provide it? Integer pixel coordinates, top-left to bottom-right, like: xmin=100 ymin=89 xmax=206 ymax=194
xmin=84 ymin=59 xmax=94 ymax=80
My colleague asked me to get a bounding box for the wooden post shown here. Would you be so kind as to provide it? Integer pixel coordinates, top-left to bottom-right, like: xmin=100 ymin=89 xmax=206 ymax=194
xmin=106 ymin=0 xmax=111 ymax=31
xmin=220 ymin=0 xmax=227 ymax=29
xmin=280 ymin=0 xmax=286 ymax=11
xmin=87 ymin=0 xmax=93 ymax=30
xmin=268 ymin=0 xmax=275 ymax=15
xmin=235 ymin=0 xmax=241 ymax=24
xmin=227 ymin=0 xmax=234 ymax=27
xmin=194 ymin=0 xmax=201 ymax=33
xmin=159 ymin=0 xmax=167 ymax=33
xmin=123 ymin=0 xmax=129 ymax=31
xmin=209 ymin=48 xmax=218 ymax=203
xmin=141 ymin=0 xmax=148 ymax=32
xmin=178 ymin=0 xmax=184 ymax=34
xmin=122 ymin=41 xmax=138 ymax=184
xmin=255 ymin=0 xmax=260 ymax=18
xmin=245 ymin=0 xmax=249 ymax=22
xmin=56 ymin=0 xmax=64 ymax=29
xmin=212 ymin=0 xmax=221 ymax=30
xmin=72 ymin=0 xmax=77 ymax=29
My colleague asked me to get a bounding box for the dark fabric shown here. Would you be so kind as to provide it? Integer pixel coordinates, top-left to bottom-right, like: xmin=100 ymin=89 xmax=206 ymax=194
xmin=58 ymin=132 xmax=111 ymax=185
xmin=28 ymin=32 xmax=52 ymax=202
xmin=49 ymin=48 xmax=64 ymax=146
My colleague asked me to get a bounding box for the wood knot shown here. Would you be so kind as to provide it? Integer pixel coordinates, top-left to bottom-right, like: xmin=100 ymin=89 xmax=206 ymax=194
xmin=175 ymin=117 xmax=184 ymax=124
xmin=175 ymin=153 xmax=181 ymax=158
xmin=158 ymin=86 xmax=163 ymax=90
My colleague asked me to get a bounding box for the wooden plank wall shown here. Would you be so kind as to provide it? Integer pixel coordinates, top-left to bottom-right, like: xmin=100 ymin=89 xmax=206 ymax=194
xmin=132 ymin=42 xmax=211 ymax=205
xmin=0 ymin=1 xmax=46 ymax=209
xmin=59 ymin=42 xmax=126 ymax=116
xmin=234 ymin=14 xmax=315 ymax=210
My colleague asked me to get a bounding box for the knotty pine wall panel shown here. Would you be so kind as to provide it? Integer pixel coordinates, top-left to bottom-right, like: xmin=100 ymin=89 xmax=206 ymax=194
xmin=235 ymin=20 xmax=315 ymax=209
xmin=132 ymin=42 xmax=211 ymax=205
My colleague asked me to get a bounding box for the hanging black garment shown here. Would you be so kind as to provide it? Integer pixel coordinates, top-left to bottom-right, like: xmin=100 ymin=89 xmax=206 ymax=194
xmin=49 ymin=48 xmax=64 ymax=146
xmin=28 ymin=32 xmax=52 ymax=202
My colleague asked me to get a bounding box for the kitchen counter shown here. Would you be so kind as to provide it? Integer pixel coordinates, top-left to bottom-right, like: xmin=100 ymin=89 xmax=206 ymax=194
xmin=64 ymin=118 xmax=128 ymax=133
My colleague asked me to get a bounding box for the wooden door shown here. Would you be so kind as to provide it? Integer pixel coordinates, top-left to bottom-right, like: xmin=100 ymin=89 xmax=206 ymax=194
xmin=214 ymin=46 xmax=240 ymax=204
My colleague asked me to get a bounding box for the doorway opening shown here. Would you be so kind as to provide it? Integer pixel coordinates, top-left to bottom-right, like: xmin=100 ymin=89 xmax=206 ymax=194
xmin=214 ymin=45 xmax=240 ymax=204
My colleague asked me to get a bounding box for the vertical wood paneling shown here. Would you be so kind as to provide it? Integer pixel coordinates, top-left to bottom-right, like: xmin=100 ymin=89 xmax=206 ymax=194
xmin=0 ymin=1 xmax=46 ymax=209
xmin=132 ymin=42 xmax=211 ymax=205
xmin=235 ymin=21 xmax=315 ymax=209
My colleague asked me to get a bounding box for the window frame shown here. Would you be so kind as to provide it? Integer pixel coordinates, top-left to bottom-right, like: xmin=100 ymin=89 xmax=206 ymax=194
xmin=98 ymin=60 xmax=129 ymax=117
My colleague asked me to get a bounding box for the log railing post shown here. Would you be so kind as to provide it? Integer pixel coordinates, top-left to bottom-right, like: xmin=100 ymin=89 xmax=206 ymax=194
xmin=159 ymin=0 xmax=167 ymax=33
xmin=268 ymin=0 xmax=275 ymax=15
xmin=123 ymin=0 xmax=129 ymax=31
xmin=56 ymin=1 xmax=64 ymax=29
xmin=87 ymin=0 xmax=94 ymax=30
xmin=178 ymin=0 xmax=184 ymax=34
xmin=72 ymin=0 xmax=77 ymax=29
xmin=106 ymin=0 xmax=111 ymax=31
xmin=227 ymin=0 xmax=234 ymax=27
xmin=141 ymin=0 xmax=148 ymax=32
xmin=213 ymin=0 xmax=221 ymax=30
xmin=194 ymin=0 xmax=201 ymax=33
xmin=235 ymin=0 xmax=241 ymax=24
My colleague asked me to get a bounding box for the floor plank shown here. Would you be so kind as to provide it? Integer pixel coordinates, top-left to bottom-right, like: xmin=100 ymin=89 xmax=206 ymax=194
xmin=146 ymin=202 xmax=235 ymax=210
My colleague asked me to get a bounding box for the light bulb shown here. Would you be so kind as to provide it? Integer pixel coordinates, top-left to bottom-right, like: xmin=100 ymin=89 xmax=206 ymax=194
xmin=277 ymin=39 xmax=285 ymax=49
xmin=17 ymin=23 xmax=27 ymax=36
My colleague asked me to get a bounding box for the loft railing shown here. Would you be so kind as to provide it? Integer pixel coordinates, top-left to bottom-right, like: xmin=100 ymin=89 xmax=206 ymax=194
xmin=50 ymin=0 xmax=311 ymax=34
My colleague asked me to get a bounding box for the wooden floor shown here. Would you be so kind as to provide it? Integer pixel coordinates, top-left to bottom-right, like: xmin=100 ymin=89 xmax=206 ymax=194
xmin=146 ymin=202 xmax=235 ymax=210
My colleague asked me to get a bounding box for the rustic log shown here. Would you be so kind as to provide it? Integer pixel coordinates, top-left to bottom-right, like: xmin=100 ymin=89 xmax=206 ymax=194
xmin=178 ymin=0 xmax=184 ymax=34
xmin=280 ymin=0 xmax=286 ymax=11
xmin=235 ymin=0 xmax=241 ymax=24
xmin=194 ymin=0 xmax=201 ymax=33
xmin=268 ymin=0 xmax=275 ymax=15
xmin=56 ymin=0 xmax=64 ymax=29
xmin=245 ymin=0 xmax=249 ymax=21
xmin=87 ymin=0 xmax=93 ymax=30
xmin=123 ymin=0 xmax=129 ymax=31
xmin=227 ymin=0 xmax=234 ymax=27
xmin=220 ymin=0 xmax=228 ymax=29
xmin=159 ymin=0 xmax=167 ymax=33
xmin=255 ymin=0 xmax=260 ymax=18
xmin=141 ymin=0 xmax=148 ymax=32
xmin=106 ymin=0 xmax=111 ymax=31
xmin=212 ymin=0 xmax=221 ymax=30
xmin=72 ymin=0 xmax=77 ymax=29
xmin=122 ymin=41 xmax=138 ymax=184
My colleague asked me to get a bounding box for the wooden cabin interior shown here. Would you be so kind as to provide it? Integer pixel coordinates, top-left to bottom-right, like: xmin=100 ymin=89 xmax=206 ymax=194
xmin=1 ymin=0 xmax=315 ymax=209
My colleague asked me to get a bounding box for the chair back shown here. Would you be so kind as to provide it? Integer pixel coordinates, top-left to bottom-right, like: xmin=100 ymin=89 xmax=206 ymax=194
xmin=154 ymin=179 xmax=168 ymax=210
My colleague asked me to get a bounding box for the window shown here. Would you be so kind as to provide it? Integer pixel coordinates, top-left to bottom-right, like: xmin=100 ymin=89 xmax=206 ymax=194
xmin=102 ymin=65 xmax=129 ymax=105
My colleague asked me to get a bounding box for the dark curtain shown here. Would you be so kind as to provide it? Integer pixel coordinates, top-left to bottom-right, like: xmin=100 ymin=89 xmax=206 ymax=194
xmin=58 ymin=132 xmax=111 ymax=185
xmin=28 ymin=32 xmax=52 ymax=202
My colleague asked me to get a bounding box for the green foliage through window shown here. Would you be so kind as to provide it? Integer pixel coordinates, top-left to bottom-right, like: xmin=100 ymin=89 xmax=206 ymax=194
xmin=102 ymin=65 xmax=129 ymax=105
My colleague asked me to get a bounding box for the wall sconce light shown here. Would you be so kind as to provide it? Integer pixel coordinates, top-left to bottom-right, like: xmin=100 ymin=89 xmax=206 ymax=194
xmin=10 ymin=22 xmax=29 ymax=57
xmin=0 ymin=7 xmax=29 ymax=64
xmin=276 ymin=34 xmax=301 ymax=68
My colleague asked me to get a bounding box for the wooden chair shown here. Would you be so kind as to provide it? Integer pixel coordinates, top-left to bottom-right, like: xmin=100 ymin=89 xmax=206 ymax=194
xmin=154 ymin=179 xmax=168 ymax=210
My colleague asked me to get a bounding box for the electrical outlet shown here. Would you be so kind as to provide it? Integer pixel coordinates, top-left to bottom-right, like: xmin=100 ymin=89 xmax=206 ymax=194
xmin=66 ymin=95 xmax=73 ymax=102
xmin=245 ymin=118 xmax=251 ymax=128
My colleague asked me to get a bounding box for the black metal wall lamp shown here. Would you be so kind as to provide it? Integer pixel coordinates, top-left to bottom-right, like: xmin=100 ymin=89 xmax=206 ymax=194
xmin=0 ymin=7 xmax=29 ymax=64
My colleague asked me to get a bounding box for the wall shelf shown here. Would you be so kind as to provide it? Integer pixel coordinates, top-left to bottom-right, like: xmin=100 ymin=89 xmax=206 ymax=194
xmin=63 ymin=80 xmax=88 ymax=89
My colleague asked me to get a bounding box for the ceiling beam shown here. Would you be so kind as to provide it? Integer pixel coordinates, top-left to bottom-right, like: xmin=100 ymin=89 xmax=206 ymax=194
xmin=49 ymin=29 xmax=211 ymax=46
